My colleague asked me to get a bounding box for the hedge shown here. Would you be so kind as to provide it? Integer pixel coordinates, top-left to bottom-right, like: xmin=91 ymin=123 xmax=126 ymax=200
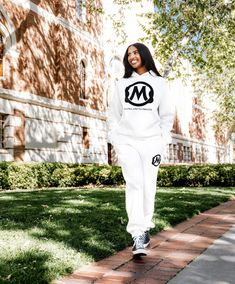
xmin=0 ymin=162 xmax=234 ymax=190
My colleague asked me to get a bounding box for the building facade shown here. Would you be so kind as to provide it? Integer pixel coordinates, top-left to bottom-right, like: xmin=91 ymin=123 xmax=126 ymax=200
xmin=0 ymin=0 xmax=107 ymax=163
xmin=0 ymin=0 xmax=233 ymax=165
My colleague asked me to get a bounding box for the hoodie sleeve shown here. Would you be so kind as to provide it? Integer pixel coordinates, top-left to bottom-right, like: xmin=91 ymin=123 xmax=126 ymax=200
xmin=107 ymin=81 xmax=122 ymax=144
xmin=158 ymin=79 xmax=175 ymax=145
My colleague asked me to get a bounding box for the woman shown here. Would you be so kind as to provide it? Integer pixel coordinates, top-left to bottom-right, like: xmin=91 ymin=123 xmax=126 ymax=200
xmin=108 ymin=42 xmax=175 ymax=256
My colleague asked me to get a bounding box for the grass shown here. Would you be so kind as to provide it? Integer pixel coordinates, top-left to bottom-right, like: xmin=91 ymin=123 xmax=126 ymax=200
xmin=0 ymin=186 xmax=234 ymax=284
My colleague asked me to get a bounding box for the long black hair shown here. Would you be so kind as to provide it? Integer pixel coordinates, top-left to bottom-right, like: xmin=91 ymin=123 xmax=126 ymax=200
xmin=123 ymin=42 xmax=162 ymax=78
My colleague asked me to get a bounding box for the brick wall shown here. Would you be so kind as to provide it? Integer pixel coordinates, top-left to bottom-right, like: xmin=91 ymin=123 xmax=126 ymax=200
xmin=0 ymin=0 xmax=108 ymax=163
xmin=1 ymin=0 xmax=105 ymax=111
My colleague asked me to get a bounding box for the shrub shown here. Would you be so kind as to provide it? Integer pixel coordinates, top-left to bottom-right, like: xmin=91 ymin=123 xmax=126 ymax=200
xmin=158 ymin=165 xmax=190 ymax=187
xmin=186 ymin=165 xmax=216 ymax=186
xmin=0 ymin=162 xmax=10 ymax=189
xmin=215 ymin=164 xmax=235 ymax=186
xmin=50 ymin=164 xmax=78 ymax=187
xmin=35 ymin=162 xmax=64 ymax=188
xmin=0 ymin=162 xmax=234 ymax=190
xmin=73 ymin=165 xmax=92 ymax=186
xmin=7 ymin=163 xmax=38 ymax=190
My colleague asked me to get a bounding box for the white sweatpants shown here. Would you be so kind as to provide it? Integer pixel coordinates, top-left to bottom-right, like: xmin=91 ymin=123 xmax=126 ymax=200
xmin=115 ymin=137 xmax=164 ymax=238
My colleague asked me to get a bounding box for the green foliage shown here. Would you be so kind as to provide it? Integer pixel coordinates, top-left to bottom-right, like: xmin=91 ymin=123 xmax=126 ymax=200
xmin=33 ymin=162 xmax=64 ymax=188
xmin=158 ymin=164 xmax=235 ymax=187
xmin=0 ymin=162 xmax=10 ymax=189
xmin=51 ymin=166 xmax=76 ymax=187
xmin=0 ymin=162 xmax=234 ymax=190
xmin=7 ymin=163 xmax=38 ymax=190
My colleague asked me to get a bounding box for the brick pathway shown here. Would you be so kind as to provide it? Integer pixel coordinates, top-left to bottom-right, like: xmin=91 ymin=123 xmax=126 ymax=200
xmin=52 ymin=200 xmax=235 ymax=284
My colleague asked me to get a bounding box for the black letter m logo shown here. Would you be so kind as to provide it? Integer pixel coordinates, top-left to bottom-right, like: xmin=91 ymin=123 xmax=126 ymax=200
xmin=125 ymin=81 xmax=154 ymax=107
xmin=129 ymin=86 xmax=148 ymax=101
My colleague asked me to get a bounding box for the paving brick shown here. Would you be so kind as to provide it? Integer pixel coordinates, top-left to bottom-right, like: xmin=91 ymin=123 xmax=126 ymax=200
xmin=157 ymin=259 xmax=187 ymax=270
xmin=156 ymin=229 xmax=179 ymax=240
xmin=63 ymin=274 xmax=96 ymax=282
xmin=163 ymin=258 xmax=190 ymax=269
xmin=92 ymin=258 xmax=129 ymax=271
xmin=77 ymin=265 xmax=112 ymax=274
xmin=183 ymin=226 xmax=205 ymax=235
xmin=68 ymin=271 xmax=101 ymax=279
xmin=156 ymin=240 xmax=186 ymax=251
xmin=150 ymin=235 xmax=167 ymax=247
xmin=131 ymin=276 xmax=166 ymax=284
xmin=95 ymin=279 xmax=128 ymax=284
xmin=167 ymin=250 xmax=198 ymax=263
xmin=146 ymin=248 xmax=170 ymax=258
xmin=117 ymin=260 xmax=155 ymax=273
xmin=202 ymin=228 xmax=228 ymax=237
xmin=102 ymin=270 xmax=136 ymax=281
xmin=62 ymin=280 xmax=93 ymax=284
xmin=146 ymin=269 xmax=178 ymax=281
xmin=169 ymin=232 xmax=198 ymax=242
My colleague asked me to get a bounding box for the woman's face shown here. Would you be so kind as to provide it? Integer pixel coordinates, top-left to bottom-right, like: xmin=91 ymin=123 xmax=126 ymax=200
xmin=127 ymin=45 xmax=147 ymax=74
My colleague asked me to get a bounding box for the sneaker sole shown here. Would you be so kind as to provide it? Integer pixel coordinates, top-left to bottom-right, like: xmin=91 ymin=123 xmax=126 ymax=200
xmin=132 ymin=248 xmax=147 ymax=256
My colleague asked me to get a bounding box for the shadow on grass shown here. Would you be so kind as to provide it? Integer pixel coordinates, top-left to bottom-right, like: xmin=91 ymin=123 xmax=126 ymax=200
xmin=0 ymin=249 xmax=52 ymax=284
xmin=0 ymin=187 xmax=234 ymax=283
xmin=0 ymin=189 xmax=130 ymax=255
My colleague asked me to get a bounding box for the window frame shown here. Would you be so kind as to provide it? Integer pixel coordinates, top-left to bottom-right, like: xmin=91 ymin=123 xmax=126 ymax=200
xmin=79 ymin=59 xmax=87 ymax=100
xmin=0 ymin=114 xmax=6 ymax=149
xmin=168 ymin=143 xmax=178 ymax=163
xmin=183 ymin=146 xmax=191 ymax=162
xmin=82 ymin=126 xmax=89 ymax=149
xmin=0 ymin=32 xmax=4 ymax=77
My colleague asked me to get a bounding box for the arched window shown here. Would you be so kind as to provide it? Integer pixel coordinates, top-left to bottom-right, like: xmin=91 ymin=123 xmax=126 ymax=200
xmin=0 ymin=32 xmax=4 ymax=77
xmin=80 ymin=60 xmax=86 ymax=99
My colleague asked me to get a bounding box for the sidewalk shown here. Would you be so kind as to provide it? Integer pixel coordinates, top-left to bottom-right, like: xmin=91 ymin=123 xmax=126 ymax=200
xmin=168 ymin=224 xmax=235 ymax=284
xmin=52 ymin=199 xmax=235 ymax=284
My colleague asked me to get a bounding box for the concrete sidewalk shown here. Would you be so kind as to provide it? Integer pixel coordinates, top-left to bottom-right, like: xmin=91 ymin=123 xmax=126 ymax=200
xmin=168 ymin=225 xmax=235 ymax=284
xmin=52 ymin=200 xmax=235 ymax=284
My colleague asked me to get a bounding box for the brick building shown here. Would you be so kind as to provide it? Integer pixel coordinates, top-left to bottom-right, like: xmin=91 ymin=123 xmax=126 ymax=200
xmin=0 ymin=0 xmax=107 ymax=163
xmin=0 ymin=0 xmax=233 ymax=165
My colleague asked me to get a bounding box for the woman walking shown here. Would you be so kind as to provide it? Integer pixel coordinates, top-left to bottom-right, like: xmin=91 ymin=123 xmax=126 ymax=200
xmin=108 ymin=42 xmax=175 ymax=256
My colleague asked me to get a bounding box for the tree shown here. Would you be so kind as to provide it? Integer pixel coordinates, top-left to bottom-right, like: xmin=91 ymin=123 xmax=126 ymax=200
xmin=114 ymin=0 xmax=235 ymax=138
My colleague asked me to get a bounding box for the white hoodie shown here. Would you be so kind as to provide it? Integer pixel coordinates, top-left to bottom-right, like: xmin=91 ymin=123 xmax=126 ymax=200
xmin=108 ymin=70 xmax=175 ymax=146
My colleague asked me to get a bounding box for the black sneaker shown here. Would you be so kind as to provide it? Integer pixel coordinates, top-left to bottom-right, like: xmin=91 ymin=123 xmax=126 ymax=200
xmin=143 ymin=231 xmax=150 ymax=248
xmin=132 ymin=234 xmax=147 ymax=256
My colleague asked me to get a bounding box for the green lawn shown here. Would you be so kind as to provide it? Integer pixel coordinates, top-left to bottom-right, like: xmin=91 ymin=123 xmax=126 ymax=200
xmin=0 ymin=186 xmax=234 ymax=284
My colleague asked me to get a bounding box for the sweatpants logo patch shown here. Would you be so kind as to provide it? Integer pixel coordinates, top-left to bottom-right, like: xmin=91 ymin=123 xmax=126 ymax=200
xmin=152 ymin=154 xmax=161 ymax=166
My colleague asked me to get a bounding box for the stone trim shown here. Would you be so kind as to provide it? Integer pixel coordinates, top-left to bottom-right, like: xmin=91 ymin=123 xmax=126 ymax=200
xmin=0 ymin=88 xmax=107 ymax=121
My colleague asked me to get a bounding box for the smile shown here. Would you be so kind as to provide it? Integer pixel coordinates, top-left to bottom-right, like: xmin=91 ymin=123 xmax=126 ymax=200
xmin=131 ymin=60 xmax=138 ymax=64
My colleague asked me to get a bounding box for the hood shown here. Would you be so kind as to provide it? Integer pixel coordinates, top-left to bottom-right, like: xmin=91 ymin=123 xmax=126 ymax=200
xmin=131 ymin=70 xmax=158 ymax=78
